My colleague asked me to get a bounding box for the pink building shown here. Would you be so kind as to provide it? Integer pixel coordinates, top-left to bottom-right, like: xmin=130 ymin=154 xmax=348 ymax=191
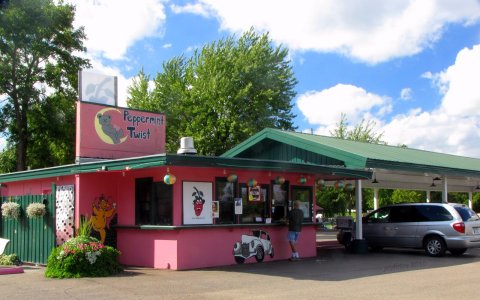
xmin=0 ymin=101 xmax=370 ymax=269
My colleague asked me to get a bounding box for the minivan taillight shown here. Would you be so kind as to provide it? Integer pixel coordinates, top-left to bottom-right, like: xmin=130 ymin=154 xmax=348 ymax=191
xmin=452 ymin=222 xmax=465 ymax=234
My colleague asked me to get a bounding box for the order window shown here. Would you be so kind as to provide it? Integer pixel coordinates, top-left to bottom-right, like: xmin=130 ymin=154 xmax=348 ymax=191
xmin=135 ymin=177 xmax=173 ymax=225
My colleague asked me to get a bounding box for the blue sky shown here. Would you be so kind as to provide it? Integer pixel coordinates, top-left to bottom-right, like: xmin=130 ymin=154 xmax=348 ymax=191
xmin=59 ymin=0 xmax=480 ymax=158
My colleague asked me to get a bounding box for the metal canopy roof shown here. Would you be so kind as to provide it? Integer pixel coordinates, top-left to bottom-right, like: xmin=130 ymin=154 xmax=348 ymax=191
xmin=222 ymin=128 xmax=480 ymax=192
xmin=0 ymin=153 xmax=371 ymax=183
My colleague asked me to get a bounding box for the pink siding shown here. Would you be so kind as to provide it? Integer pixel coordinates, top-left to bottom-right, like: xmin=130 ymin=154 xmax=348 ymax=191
xmin=117 ymin=225 xmax=316 ymax=270
xmin=2 ymin=164 xmax=320 ymax=270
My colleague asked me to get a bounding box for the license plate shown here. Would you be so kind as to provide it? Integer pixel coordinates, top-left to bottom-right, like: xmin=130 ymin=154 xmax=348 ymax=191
xmin=473 ymin=227 xmax=480 ymax=235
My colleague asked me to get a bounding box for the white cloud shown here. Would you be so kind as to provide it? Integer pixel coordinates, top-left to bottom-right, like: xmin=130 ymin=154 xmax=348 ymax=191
xmin=189 ymin=0 xmax=480 ymax=64
xmin=297 ymin=84 xmax=391 ymax=125
xmin=69 ymin=0 xmax=167 ymax=60
xmin=400 ymin=88 xmax=412 ymax=101
xmin=297 ymin=44 xmax=480 ymax=157
xmin=170 ymin=3 xmax=212 ymax=18
xmin=383 ymin=110 xmax=480 ymax=157
xmin=383 ymin=44 xmax=480 ymax=157
xmin=437 ymin=45 xmax=480 ymax=116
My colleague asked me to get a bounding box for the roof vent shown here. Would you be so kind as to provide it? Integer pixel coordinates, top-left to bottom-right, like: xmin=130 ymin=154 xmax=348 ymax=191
xmin=177 ymin=137 xmax=197 ymax=155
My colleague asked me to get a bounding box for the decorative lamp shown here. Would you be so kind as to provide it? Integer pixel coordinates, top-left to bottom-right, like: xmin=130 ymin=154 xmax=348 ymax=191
xmin=298 ymin=176 xmax=307 ymax=185
xmin=317 ymin=179 xmax=326 ymax=189
xmin=334 ymin=180 xmax=345 ymax=189
xmin=164 ymin=168 xmax=176 ymax=185
xmin=164 ymin=174 xmax=176 ymax=185
xmin=227 ymin=174 xmax=238 ymax=182
xmin=345 ymin=183 xmax=354 ymax=192
xmin=248 ymin=179 xmax=258 ymax=187
xmin=275 ymin=176 xmax=286 ymax=184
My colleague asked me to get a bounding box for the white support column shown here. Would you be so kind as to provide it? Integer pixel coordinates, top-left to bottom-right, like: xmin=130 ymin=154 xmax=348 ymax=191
xmin=355 ymin=179 xmax=363 ymax=240
xmin=469 ymin=192 xmax=473 ymax=209
xmin=373 ymin=188 xmax=379 ymax=210
xmin=442 ymin=177 xmax=448 ymax=203
xmin=426 ymin=190 xmax=431 ymax=203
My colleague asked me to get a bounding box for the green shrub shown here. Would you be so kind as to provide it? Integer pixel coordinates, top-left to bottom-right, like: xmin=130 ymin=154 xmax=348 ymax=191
xmin=0 ymin=253 xmax=21 ymax=265
xmin=76 ymin=215 xmax=92 ymax=237
xmin=45 ymin=236 xmax=122 ymax=278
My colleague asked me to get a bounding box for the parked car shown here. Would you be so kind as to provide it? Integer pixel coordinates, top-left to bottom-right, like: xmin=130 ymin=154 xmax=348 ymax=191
xmin=337 ymin=203 xmax=480 ymax=257
xmin=233 ymin=229 xmax=274 ymax=264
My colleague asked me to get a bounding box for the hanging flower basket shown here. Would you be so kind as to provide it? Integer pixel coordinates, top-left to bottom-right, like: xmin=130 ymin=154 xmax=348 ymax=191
xmin=1 ymin=202 xmax=21 ymax=219
xmin=26 ymin=202 xmax=46 ymax=218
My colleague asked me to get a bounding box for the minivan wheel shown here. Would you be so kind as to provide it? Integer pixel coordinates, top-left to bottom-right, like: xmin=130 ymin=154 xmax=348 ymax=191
xmin=424 ymin=236 xmax=446 ymax=257
xmin=449 ymin=248 xmax=467 ymax=256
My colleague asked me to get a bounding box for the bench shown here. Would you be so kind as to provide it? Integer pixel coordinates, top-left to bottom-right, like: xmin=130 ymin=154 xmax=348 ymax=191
xmin=0 ymin=238 xmax=10 ymax=255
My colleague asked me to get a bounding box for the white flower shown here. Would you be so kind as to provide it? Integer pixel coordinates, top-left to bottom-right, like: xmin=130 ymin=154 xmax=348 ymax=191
xmin=26 ymin=203 xmax=46 ymax=218
xmin=1 ymin=202 xmax=21 ymax=219
xmin=85 ymin=251 xmax=101 ymax=264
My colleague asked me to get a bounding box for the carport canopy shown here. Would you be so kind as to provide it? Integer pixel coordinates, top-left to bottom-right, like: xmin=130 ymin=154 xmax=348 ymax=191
xmin=222 ymin=128 xmax=480 ymax=241
xmin=222 ymin=128 xmax=480 ymax=194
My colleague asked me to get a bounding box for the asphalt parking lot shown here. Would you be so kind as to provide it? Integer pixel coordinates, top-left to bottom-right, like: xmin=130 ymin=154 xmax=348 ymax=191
xmin=2 ymin=244 xmax=480 ymax=300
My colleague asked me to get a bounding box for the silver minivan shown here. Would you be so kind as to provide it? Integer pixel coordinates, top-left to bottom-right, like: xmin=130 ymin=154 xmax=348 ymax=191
xmin=360 ymin=203 xmax=480 ymax=256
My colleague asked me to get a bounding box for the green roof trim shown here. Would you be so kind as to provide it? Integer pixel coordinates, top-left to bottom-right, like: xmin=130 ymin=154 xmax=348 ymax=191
xmin=0 ymin=153 xmax=371 ymax=183
xmin=222 ymin=128 xmax=480 ymax=177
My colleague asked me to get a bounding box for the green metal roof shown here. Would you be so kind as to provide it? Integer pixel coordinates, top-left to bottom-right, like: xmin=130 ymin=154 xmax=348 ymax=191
xmin=0 ymin=153 xmax=371 ymax=183
xmin=221 ymin=128 xmax=480 ymax=177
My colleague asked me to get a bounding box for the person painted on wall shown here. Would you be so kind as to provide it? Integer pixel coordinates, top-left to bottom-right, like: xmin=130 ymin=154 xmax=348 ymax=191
xmin=287 ymin=200 xmax=304 ymax=261
xmin=91 ymin=196 xmax=117 ymax=244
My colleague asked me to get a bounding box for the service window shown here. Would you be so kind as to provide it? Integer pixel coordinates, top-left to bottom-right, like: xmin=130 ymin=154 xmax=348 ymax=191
xmin=271 ymin=181 xmax=289 ymax=222
xmin=135 ymin=177 xmax=173 ymax=225
xmin=291 ymin=186 xmax=313 ymax=222
xmin=239 ymin=183 xmax=269 ymax=223
xmin=215 ymin=177 xmax=236 ymax=224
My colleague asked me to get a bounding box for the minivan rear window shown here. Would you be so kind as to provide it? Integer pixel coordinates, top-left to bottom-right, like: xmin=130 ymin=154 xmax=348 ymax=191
xmin=416 ymin=206 xmax=453 ymax=221
xmin=454 ymin=206 xmax=480 ymax=221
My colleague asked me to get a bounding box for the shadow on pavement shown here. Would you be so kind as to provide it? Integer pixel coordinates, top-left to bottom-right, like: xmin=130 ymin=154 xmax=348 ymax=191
xmin=201 ymin=246 xmax=480 ymax=282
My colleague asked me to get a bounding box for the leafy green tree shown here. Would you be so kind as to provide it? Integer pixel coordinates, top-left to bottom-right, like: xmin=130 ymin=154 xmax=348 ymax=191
xmin=0 ymin=0 xmax=89 ymax=171
xmin=128 ymin=28 xmax=297 ymax=155
xmin=318 ymin=114 xmax=386 ymax=216
xmin=330 ymin=113 xmax=385 ymax=144
xmin=390 ymin=189 xmax=425 ymax=204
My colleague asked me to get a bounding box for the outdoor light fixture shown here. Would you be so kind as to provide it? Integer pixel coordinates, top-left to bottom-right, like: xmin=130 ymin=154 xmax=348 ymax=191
xmin=430 ymin=176 xmax=441 ymax=187
xmin=371 ymin=173 xmax=379 ymax=184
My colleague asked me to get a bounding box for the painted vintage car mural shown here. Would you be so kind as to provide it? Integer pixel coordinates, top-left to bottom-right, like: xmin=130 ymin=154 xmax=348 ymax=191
xmin=233 ymin=229 xmax=274 ymax=264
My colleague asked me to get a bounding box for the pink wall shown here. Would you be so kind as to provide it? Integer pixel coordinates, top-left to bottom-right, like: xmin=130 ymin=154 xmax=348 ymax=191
xmin=0 ymin=176 xmax=75 ymax=197
xmin=1 ymin=164 xmax=320 ymax=270
xmin=117 ymin=225 xmax=316 ymax=270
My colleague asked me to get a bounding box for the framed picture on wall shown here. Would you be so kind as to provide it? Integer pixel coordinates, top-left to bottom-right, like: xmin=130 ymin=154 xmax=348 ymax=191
xmin=183 ymin=181 xmax=213 ymax=225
